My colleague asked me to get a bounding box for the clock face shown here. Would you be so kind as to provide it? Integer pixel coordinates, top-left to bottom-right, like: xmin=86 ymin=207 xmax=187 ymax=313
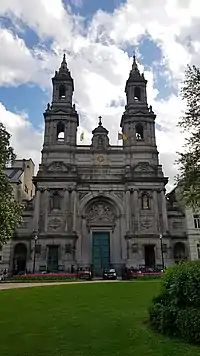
xmin=96 ymin=154 xmax=105 ymax=164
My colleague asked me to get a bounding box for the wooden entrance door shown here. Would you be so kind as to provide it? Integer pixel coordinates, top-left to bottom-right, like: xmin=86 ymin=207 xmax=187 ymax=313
xmin=144 ymin=245 xmax=155 ymax=269
xmin=47 ymin=246 xmax=59 ymax=272
xmin=92 ymin=232 xmax=110 ymax=277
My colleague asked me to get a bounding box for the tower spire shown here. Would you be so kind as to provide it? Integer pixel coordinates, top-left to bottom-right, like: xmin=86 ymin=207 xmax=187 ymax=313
xmin=131 ymin=53 xmax=140 ymax=74
xmin=59 ymin=53 xmax=68 ymax=73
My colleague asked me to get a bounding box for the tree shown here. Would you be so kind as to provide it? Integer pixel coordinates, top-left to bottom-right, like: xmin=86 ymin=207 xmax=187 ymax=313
xmin=0 ymin=123 xmax=23 ymax=245
xmin=177 ymin=65 xmax=200 ymax=209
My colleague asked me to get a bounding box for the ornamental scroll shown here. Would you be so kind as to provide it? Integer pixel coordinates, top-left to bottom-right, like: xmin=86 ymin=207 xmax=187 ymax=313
xmin=86 ymin=201 xmax=116 ymax=229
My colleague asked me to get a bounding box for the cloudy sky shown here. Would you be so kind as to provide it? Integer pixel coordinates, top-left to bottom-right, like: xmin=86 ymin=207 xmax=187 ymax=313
xmin=0 ymin=0 xmax=198 ymax=191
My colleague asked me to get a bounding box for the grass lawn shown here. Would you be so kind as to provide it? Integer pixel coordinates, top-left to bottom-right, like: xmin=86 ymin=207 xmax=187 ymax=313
xmin=0 ymin=281 xmax=199 ymax=356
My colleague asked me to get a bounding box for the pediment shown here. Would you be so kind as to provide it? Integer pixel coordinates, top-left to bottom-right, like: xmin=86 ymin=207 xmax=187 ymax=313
xmin=47 ymin=161 xmax=69 ymax=172
xmin=133 ymin=162 xmax=155 ymax=176
xmin=52 ymin=109 xmax=69 ymax=114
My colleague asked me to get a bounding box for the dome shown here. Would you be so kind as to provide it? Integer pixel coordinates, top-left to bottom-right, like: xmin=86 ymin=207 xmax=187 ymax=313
xmin=92 ymin=117 xmax=108 ymax=135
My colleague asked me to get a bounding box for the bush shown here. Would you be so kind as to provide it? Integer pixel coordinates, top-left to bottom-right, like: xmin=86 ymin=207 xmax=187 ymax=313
xmin=149 ymin=303 xmax=177 ymax=336
xmin=175 ymin=308 xmax=200 ymax=344
xmin=162 ymin=261 xmax=200 ymax=308
xmin=149 ymin=261 xmax=200 ymax=344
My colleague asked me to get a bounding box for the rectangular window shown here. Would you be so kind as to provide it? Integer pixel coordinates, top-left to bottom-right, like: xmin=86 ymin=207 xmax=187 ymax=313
xmin=194 ymin=215 xmax=200 ymax=229
xmin=65 ymin=244 xmax=72 ymax=254
xmin=25 ymin=185 xmax=28 ymax=194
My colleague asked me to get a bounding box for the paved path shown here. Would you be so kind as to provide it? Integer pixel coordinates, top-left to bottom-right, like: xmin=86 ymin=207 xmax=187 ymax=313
xmin=0 ymin=279 xmax=120 ymax=290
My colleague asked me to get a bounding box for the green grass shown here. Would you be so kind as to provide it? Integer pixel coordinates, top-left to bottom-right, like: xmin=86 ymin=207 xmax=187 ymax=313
xmin=0 ymin=281 xmax=199 ymax=356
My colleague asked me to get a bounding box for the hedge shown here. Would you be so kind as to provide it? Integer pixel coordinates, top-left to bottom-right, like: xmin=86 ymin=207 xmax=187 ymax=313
xmin=149 ymin=261 xmax=200 ymax=344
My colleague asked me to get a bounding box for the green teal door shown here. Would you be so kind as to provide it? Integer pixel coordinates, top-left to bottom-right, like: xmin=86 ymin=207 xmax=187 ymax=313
xmin=47 ymin=246 xmax=59 ymax=272
xmin=92 ymin=232 xmax=110 ymax=277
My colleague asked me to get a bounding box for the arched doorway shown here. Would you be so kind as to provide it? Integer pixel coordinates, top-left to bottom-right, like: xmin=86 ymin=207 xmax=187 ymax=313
xmin=85 ymin=199 xmax=117 ymax=277
xmin=13 ymin=243 xmax=27 ymax=274
xmin=174 ymin=242 xmax=186 ymax=263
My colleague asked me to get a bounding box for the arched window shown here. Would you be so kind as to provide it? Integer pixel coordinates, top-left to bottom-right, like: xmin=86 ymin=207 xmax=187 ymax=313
xmin=59 ymin=84 xmax=66 ymax=99
xmin=142 ymin=193 xmax=150 ymax=210
xmin=135 ymin=123 xmax=144 ymax=140
xmin=134 ymin=87 xmax=141 ymax=101
xmin=57 ymin=122 xmax=65 ymax=142
xmin=52 ymin=192 xmax=61 ymax=210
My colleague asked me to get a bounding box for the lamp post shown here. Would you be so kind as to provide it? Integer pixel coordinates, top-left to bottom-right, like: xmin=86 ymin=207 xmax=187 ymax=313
xmin=32 ymin=234 xmax=38 ymax=274
xmin=159 ymin=234 xmax=165 ymax=270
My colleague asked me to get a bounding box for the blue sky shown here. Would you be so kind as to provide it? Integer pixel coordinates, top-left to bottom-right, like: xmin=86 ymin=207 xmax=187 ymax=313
xmin=0 ymin=0 xmax=197 ymax=188
xmin=0 ymin=15 xmax=170 ymax=130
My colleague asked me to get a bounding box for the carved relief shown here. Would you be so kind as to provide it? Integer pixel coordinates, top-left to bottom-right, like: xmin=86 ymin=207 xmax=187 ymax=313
xmin=48 ymin=217 xmax=62 ymax=231
xmin=86 ymin=201 xmax=115 ymax=223
xmin=134 ymin=163 xmax=155 ymax=176
xmin=47 ymin=162 xmax=69 ymax=172
xmin=172 ymin=221 xmax=183 ymax=229
xmin=140 ymin=217 xmax=153 ymax=230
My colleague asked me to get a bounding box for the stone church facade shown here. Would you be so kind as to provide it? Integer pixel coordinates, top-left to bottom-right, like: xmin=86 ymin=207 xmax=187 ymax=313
xmin=4 ymin=55 xmax=189 ymax=276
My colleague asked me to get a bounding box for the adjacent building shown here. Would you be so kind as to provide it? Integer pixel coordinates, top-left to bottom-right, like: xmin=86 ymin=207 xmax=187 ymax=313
xmin=0 ymin=159 xmax=35 ymax=268
xmin=2 ymin=55 xmax=190 ymax=275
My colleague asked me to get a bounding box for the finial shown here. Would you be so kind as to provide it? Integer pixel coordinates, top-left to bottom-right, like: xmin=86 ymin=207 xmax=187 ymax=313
xmin=98 ymin=116 xmax=102 ymax=126
xmin=62 ymin=53 xmax=66 ymax=63
xmin=132 ymin=52 xmax=139 ymax=71
xmin=59 ymin=53 xmax=68 ymax=71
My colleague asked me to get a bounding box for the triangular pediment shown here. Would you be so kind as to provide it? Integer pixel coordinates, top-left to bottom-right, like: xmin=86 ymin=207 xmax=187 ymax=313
xmin=47 ymin=161 xmax=69 ymax=172
xmin=52 ymin=109 xmax=69 ymax=114
xmin=133 ymin=162 xmax=155 ymax=176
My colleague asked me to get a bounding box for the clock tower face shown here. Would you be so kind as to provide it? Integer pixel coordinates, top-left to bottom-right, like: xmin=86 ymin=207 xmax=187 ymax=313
xmin=96 ymin=154 xmax=105 ymax=164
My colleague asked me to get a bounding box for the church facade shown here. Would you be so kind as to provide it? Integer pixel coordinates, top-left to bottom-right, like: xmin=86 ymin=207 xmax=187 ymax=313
xmin=4 ymin=55 xmax=189 ymax=276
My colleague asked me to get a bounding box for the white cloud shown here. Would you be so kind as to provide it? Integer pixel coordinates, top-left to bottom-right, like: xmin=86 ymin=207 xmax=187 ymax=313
xmin=1 ymin=0 xmax=200 ymax=190
xmin=0 ymin=102 xmax=43 ymax=172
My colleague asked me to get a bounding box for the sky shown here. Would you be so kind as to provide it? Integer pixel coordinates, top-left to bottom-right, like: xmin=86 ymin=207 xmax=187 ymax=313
xmin=0 ymin=0 xmax=199 ymax=191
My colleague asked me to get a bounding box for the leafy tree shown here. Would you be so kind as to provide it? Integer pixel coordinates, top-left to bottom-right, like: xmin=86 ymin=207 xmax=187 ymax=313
xmin=0 ymin=123 xmax=23 ymax=245
xmin=177 ymin=65 xmax=200 ymax=208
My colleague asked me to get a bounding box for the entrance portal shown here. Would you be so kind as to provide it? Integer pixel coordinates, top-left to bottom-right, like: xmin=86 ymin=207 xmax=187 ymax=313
xmin=144 ymin=245 xmax=155 ymax=269
xmin=13 ymin=243 xmax=27 ymax=274
xmin=92 ymin=232 xmax=110 ymax=277
xmin=47 ymin=246 xmax=59 ymax=272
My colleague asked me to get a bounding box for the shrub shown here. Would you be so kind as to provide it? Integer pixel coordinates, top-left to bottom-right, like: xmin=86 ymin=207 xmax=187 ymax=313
xmin=175 ymin=307 xmax=200 ymax=344
xmin=161 ymin=261 xmax=200 ymax=307
xmin=149 ymin=261 xmax=200 ymax=344
xmin=149 ymin=303 xmax=177 ymax=336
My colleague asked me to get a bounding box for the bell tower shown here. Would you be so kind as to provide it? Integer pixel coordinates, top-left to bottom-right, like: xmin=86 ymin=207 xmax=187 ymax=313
xmin=120 ymin=55 xmax=157 ymax=163
xmin=42 ymin=54 xmax=79 ymax=155
xmin=125 ymin=55 xmax=148 ymax=108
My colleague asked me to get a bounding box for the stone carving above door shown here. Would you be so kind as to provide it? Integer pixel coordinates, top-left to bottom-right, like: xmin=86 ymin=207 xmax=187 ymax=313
xmin=86 ymin=201 xmax=115 ymax=223
xmin=140 ymin=217 xmax=153 ymax=230
xmin=48 ymin=217 xmax=62 ymax=231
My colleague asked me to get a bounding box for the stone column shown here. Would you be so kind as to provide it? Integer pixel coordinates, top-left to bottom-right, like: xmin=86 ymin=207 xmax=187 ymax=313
xmin=130 ymin=189 xmax=134 ymax=232
xmin=63 ymin=189 xmax=70 ymax=231
xmin=44 ymin=189 xmax=49 ymax=232
xmin=153 ymin=190 xmax=159 ymax=233
xmin=161 ymin=189 xmax=168 ymax=234
xmin=133 ymin=190 xmax=139 ymax=233
xmin=72 ymin=189 xmax=77 ymax=232
xmin=33 ymin=188 xmax=41 ymax=232
xmin=125 ymin=190 xmax=131 ymax=232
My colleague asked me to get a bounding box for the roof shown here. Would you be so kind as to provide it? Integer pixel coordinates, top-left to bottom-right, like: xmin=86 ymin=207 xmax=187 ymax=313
xmin=4 ymin=167 xmax=23 ymax=182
